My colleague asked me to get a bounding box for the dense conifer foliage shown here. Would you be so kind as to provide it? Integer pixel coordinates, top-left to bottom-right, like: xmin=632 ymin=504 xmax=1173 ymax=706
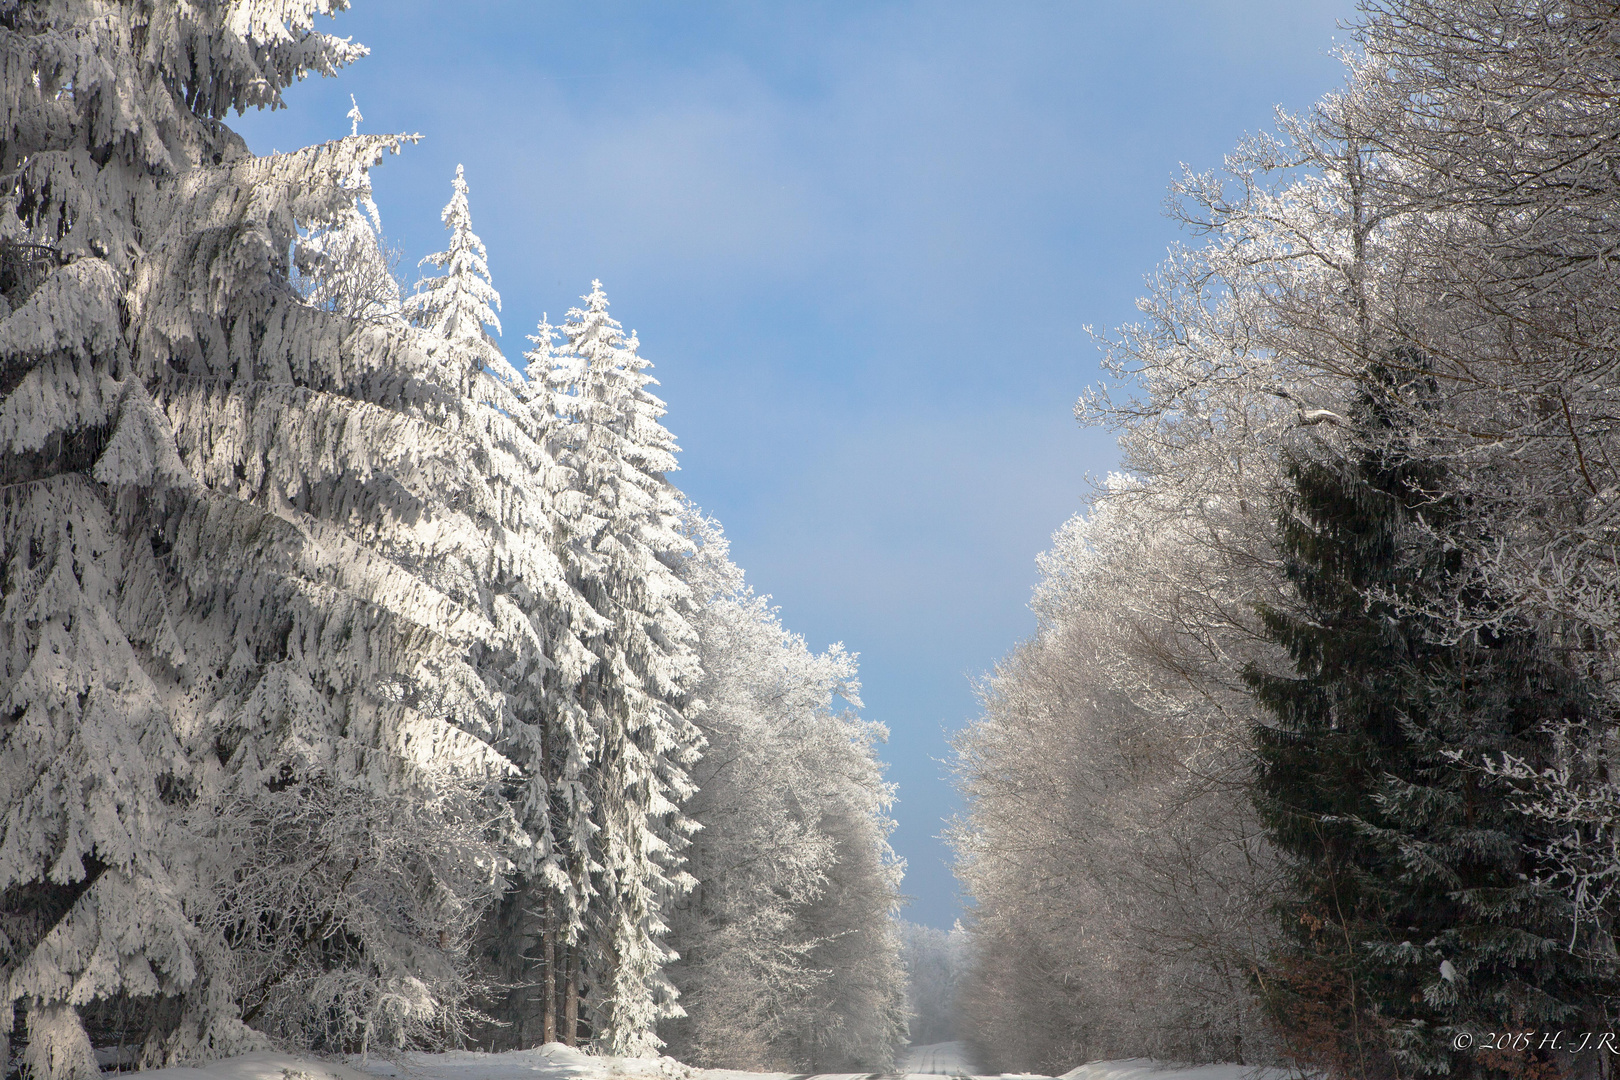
xmin=0 ymin=1 xmax=516 ymax=1070
xmin=530 ymin=281 xmax=703 ymax=1056
xmin=1248 ymin=366 xmax=1611 ymax=1077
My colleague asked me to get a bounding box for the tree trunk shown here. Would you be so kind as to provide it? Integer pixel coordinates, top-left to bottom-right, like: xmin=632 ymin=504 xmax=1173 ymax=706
xmin=539 ymin=729 xmax=558 ymax=1047
xmin=542 ymin=895 xmax=557 ymax=1044
xmin=491 ymin=884 xmax=528 ymax=1049
xmin=563 ymin=946 xmax=579 ymax=1047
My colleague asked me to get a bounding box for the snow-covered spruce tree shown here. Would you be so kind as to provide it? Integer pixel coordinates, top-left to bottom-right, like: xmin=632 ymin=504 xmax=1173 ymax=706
xmin=1 ymin=4 xmax=361 ymax=1071
xmin=1246 ymin=360 xmax=1609 ymax=1079
xmin=152 ymin=135 xmax=557 ymax=1060
xmin=291 ymin=97 xmax=402 ymax=327
xmin=393 ymin=169 xmax=593 ymax=1052
xmin=458 ymin=311 xmax=609 ymax=1052
xmin=181 ymin=150 xmax=591 ymax=1059
xmin=0 ymin=3 xmax=576 ymax=1072
xmin=535 ymin=281 xmax=703 ymax=1055
xmin=148 ymin=126 xmax=537 ymax=1070
xmin=660 ymin=512 xmax=906 ymax=1071
xmin=406 ymin=165 xmax=514 ymax=381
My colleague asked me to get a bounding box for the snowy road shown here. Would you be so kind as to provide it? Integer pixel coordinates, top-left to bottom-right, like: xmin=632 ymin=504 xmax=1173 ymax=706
xmin=787 ymin=1040 xmax=989 ymax=1080
xmin=898 ymin=1042 xmax=979 ymax=1076
xmin=128 ymin=1043 xmax=1285 ymax=1080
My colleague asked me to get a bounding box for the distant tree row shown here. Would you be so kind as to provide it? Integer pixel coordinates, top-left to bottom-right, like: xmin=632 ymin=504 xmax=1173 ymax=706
xmin=896 ymin=920 xmax=966 ymax=1048
xmin=0 ymin=4 xmax=903 ymax=1076
xmin=955 ymin=3 xmax=1620 ymax=1077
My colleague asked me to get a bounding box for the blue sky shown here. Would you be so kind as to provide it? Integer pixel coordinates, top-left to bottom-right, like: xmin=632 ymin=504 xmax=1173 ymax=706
xmin=236 ymin=0 xmax=1357 ymax=929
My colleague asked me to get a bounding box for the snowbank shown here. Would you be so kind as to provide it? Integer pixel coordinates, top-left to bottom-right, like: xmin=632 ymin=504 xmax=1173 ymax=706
xmin=1060 ymin=1061 xmax=1298 ymax=1080
xmin=128 ymin=1047 xmax=700 ymax=1080
xmin=132 ymin=1054 xmax=375 ymax=1080
xmin=117 ymin=1047 xmax=1303 ymax=1080
xmin=358 ymin=1046 xmax=702 ymax=1080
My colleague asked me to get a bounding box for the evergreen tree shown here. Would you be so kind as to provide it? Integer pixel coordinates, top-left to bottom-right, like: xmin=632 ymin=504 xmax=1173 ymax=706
xmin=0 ymin=5 xmax=368 ymax=1073
xmin=290 ymin=95 xmax=401 ymax=326
xmin=152 ymin=130 xmax=555 ymax=1072
xmin=1246 ymin=363 xmax=1612 ymax=1079
xmin=466 ymin=313 xmax=608 ymax=1051
xmin=528 ymin=281 xmax=702 ymax=1055
xmin=407 ymin=165 xmax=518 ymax=383
xmin=0 ymin=5 xmax=576 ymax=1072
xmin=399 ymin=173 xmax=591 ymax=1053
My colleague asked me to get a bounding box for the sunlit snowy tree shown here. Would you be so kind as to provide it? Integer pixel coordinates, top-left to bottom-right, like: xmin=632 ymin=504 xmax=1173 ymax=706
xmin=0 ymin=3 xmax=362 ymax=1073
xmin=532 ymin=281 xmax=703 ymax=1055
xmin=661 ymin=513 xmax=906 ymax=1071
xmin=0 ymin=3 xmax=583 ymax=1073
xmin=464 ymin=311 xmax=608 ymax=1051
xmin=407 ymin=165 xmax=515 ymax=382
xmin=293 ymin=194 xmax=402 ymax=326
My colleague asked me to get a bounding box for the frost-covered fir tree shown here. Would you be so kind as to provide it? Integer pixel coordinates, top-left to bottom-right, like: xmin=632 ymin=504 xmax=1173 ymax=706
xmin=290 ymin=96 xmax=402 ymax=325
xmin=1246 ymin=362 xmax=1608 ymax=1078
xmin=149 ymin=123 xmax=540 ymax=1069
xmin=2 ymin=4 xmax=356 ymax=1072
xmin=468 ymin=313 xmax=607 ymax=1051
xmin=407 ymin=165 xmax=517 ymax=382
xmin=0 ymin=4 xmax=574 ymax=1074
xmin=536 ymin=282 xmax=704 ymax=1056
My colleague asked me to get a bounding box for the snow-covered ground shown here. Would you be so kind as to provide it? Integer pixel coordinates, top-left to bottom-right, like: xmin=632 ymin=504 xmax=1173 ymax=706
xmin=131 ymin=1047 xmax=697 ymax=1080
xmin=125 ymin=1045 xmax=1296 ymax=1080
xmin=358 ymin=1046 xmax=697 ymax=1080
xmin=131 ymin=1053 xmax=374 ymax=1080
xmin=1060 ymin=1061 xmax=1299 ymax=1080
xmin=897 ymin=1041 xmax=1299 ymax=1080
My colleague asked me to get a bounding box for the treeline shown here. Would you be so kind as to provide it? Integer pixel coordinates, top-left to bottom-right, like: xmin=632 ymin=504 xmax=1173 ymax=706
xmin=896 ymin=920 xmax=966 ymax=1048
xmin=954 ymin=3 xmax=1620 ymax=1077
xmin=0 ymin=4 xmax=904 ymax=1077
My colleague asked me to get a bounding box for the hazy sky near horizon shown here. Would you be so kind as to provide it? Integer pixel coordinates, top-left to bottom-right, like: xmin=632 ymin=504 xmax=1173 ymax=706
xmin=235 ymin=0 xmax=1358 ymax=929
